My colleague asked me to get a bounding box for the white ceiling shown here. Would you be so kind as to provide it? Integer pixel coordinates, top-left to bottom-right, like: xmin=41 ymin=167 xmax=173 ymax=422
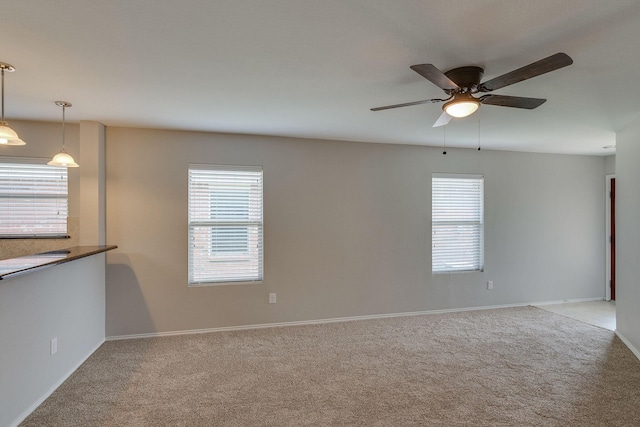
xmin=2 ymin=0 xmax=639 ymax=155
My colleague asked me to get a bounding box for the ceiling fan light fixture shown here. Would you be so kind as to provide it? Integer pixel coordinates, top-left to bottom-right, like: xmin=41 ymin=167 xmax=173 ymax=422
xmin=0 ymin=62 xmax=26 ymax=146
xmin=443 ymin=95 xmax=480 ymax=118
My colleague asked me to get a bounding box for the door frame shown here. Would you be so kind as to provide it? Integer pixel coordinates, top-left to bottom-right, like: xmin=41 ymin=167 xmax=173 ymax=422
xmin=605 ymin=174 xmax=615 ymax=301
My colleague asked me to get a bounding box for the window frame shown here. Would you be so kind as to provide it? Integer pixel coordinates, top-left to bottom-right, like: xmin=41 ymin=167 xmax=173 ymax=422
xmin=188 ymin=164 xmax=264 ymax=286
xmin=432 ymin=173 xmax=484 ymax=274
xmin=0 ymin=157 xmax=70 ymax=239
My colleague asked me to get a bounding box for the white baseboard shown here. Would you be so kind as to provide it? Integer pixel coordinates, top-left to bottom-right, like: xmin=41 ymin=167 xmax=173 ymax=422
xmin=106 ymin=297 xmax=604 ymax=341
xmin=10 ymin=339 xmax=105 ymax=427
xmin=615 ymin=331 xmax=640 ymax=361
xmin=530 ymin=297 xmax=604 ymax=306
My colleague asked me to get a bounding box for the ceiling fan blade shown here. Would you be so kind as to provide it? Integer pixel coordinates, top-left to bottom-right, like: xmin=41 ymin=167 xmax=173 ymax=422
xmin=432 ymin=111 xmax=452 ymax=127
xmin=480 ymin=94 xmax=546 ymax=109
xmin=410 ymin=64 xmax=460 ymax=91
xmin=370 ymin=98 xmax=448 ymax=111
xmin=479 ymin=53 xmax=573 ymax=92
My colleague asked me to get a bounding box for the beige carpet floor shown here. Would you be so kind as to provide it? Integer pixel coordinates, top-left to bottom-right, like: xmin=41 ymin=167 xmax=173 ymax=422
xmin=21 ymin=306 xmax=640 ymax=426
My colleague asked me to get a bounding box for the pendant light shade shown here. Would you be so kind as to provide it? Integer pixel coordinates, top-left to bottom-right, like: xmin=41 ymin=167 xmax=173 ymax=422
xmin=0 ymin=62 xmax=26 ymax=146
xmin=0 ymin=123 xmax=26 ymax=145
xmin=48 ymin=149 xmax=79 ymax=167
xmin=48 ymin=101 xmax=79 ymax=168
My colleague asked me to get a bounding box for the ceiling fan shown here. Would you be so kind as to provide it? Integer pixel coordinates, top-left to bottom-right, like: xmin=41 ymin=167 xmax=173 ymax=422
xmin=371 ymin=53 xmax=573 ymax=127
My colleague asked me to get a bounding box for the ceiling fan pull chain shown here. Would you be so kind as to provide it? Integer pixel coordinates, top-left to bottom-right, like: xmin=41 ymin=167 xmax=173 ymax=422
xmin=477 ymin=111 xmax=481 ymax=151
xmin=442 ymin=125 xmax=447 ymax=155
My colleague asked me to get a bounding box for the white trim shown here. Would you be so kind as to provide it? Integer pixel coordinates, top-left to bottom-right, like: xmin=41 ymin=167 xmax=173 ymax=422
xmin=531 ymin=297 xmax=605 ymax=306
xmin=615 ymin=331 xmax=640 ymax=361
xmin=9 ymin=339 xmax=105 ymax=427
xmin=432 ymin=172 xmax=484 ymax=179
xmin=605 ymin=174 xmax=615 ymax=301
xmin=188 ymin=163 xmax=263 ymax=173
xmin=0 ymin=155 xmax=51 ymax=163
xmin=106 ymin=297 xmax=604 ymax=341
xmin=188 ymin=279 xmax=263 ymax=287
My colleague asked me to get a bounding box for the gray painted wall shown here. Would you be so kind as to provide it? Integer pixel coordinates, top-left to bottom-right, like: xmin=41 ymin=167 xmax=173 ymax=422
xmin=0 ymin=255 xmax=106 ymax=427
xmin=616 ymin=118 xmax=640 ymax=354
xmin=105 ymin=127 xmax=606 ymax=337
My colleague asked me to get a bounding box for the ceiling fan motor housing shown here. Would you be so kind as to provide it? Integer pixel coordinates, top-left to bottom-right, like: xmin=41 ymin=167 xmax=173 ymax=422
xmin=444 ymin=66 xmax=484 ymax=93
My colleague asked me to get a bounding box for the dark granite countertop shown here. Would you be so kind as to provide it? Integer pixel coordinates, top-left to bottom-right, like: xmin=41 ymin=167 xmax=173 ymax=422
xmin=0 ymin=245 xmax=117 ymax=280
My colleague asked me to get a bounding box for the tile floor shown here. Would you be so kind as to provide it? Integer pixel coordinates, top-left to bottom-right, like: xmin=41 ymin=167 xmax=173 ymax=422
xmin=534 ymin=300 xmax=616 ymax=331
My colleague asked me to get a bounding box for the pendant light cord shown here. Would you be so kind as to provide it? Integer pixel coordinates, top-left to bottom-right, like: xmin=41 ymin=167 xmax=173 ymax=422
xmin=1 ymin=67 xmax=5 ymax=123
xmin=61 ymin=104 xmax=66 ymax=150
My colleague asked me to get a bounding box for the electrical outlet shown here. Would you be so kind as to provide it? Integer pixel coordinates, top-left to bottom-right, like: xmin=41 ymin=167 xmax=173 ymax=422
xmin=269 ymin=293 xmax=277 ymax=304
xmin=487 ymin=281 xmax=494 ymax=290
xmin=50 ymin=337 xmax=58 ymax=355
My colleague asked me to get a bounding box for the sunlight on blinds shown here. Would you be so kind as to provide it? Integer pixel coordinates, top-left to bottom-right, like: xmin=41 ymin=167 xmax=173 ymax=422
xmin=188 ymin=165 xmax=263 ymax=284
xmin=0 ymin=161 xmax=68 ymax=237
xmin=432 ymin=174 xmax=484 ymax=273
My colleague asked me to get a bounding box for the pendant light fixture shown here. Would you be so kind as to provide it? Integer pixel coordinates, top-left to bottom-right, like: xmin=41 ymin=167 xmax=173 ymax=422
xmin=0 ymin=62 xmax=26 ymax=146
xmin=48 ymin=101 xmax=79 ymax=167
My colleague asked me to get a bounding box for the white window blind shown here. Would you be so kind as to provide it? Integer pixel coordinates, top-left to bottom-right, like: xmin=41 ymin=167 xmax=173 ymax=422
xmin=432 ymin=174 xmax=484 ymax=273
xmin=0 ymin=159 xmax=69 ymax=238
xmin=188 ymin=165 xmax=263 ymax=285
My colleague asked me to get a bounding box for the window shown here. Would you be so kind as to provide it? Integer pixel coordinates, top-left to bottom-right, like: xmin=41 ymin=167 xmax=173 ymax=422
xmin=208 ymin=189 xmax=249 ymax=255
xmin=432 ymin=174 xmax=484 ymax=273
xmin=0 ymin=158 xmax=69 ymax=238
xmin=188 ymin=165 xmax=263 ymax=285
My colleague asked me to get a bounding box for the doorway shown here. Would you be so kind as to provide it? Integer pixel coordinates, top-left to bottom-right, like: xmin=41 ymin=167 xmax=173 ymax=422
xmin=606 ymin=175 xmax=616 ymax=301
